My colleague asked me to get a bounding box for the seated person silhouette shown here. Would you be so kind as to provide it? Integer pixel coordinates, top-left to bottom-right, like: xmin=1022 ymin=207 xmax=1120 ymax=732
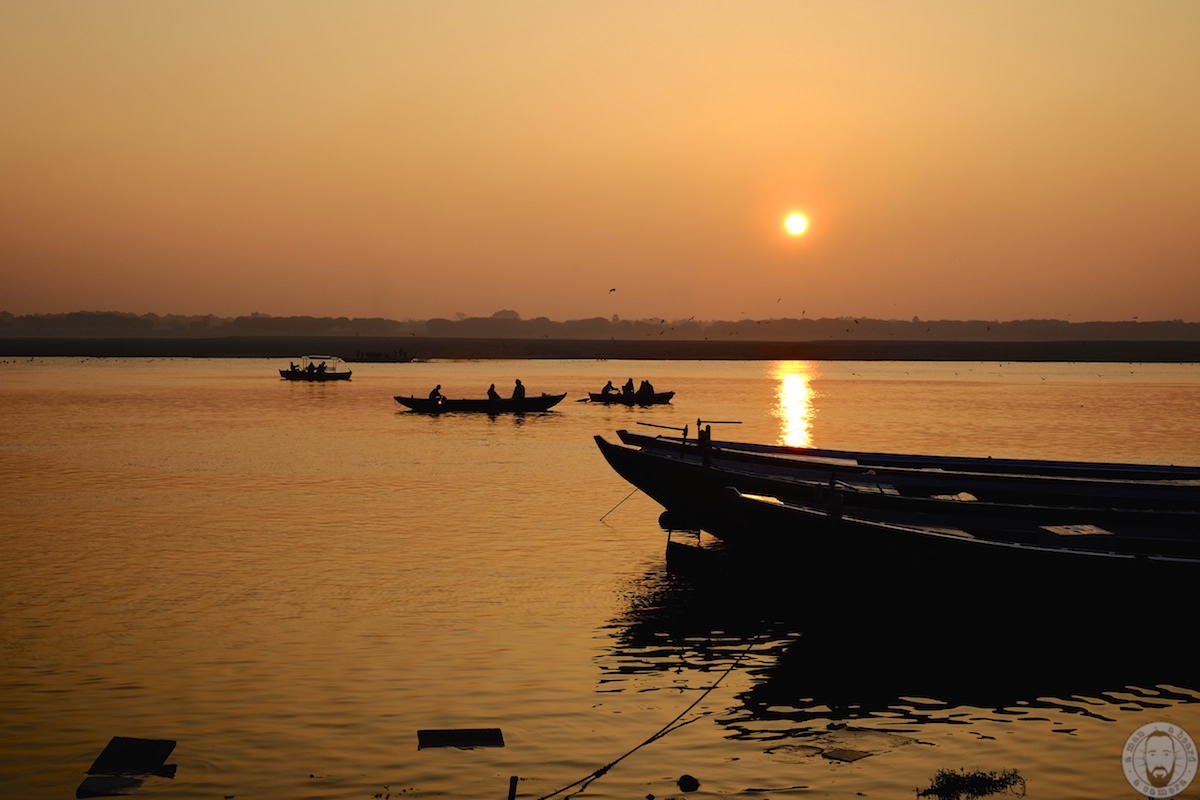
xmin=487 ymin=384 xmax=500 ymax=400
xmin=511 ymin=379 xmax=525 ymax=400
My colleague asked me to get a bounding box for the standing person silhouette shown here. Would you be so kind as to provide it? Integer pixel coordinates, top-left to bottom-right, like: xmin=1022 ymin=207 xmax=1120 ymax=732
xmin=511 ymin=379 xmax=525 ymax=400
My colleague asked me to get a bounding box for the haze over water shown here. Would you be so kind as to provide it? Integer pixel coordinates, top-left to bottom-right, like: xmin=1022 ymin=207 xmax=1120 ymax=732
xmin=3 ymin=357 xmax=1200 ymax=799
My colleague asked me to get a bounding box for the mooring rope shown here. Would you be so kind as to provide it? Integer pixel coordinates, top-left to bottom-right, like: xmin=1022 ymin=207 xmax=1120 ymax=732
xmin=536 ymin=634 xmax=763 ymax=800
xmin=598 ymin=487 xmax=640 ymax=522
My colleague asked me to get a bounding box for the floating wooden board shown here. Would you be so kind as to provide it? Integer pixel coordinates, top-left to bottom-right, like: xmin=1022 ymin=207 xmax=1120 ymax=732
xmin=87 ymin=737 xmax=176 ymax=775
xmin=417 ymin=728 xmax=505 ymax=749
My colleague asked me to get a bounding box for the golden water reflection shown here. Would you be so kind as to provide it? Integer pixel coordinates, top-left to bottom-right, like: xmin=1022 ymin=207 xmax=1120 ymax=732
xmin=771 ymin=361 xmax=814 ymax=447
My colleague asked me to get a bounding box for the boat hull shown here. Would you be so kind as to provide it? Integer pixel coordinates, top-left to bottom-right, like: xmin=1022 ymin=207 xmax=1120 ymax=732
xmin=618 ymin=429 xmax=1200 ymax=481
xmin=280 ymin=369 xmax=352 ymax=381
xmin=395 ymin=393 xmax=567 ymax=413
xmin=588 ymin=391 xmax=674 ymax=405
xmin=593 ymin=435 xmax=1200 ymax=569
xmin=612 ymin=431 xmax=1200 ymax=512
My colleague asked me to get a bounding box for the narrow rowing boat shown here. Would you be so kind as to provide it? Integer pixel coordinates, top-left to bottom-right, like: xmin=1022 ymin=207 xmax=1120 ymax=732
xmin=588 ymin=391 xmax=674 ymax=406
xmin=394 ymin=393 xmax=567 ymax=413
xmin=279 ymin=355 xmax=352 ymax=381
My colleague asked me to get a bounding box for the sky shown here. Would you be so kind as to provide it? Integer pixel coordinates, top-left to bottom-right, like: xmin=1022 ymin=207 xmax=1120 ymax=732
xmin=2 ymin=1 xmax=1199 ymax=323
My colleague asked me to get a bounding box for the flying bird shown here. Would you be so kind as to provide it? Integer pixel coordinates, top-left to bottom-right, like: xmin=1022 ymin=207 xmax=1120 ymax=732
xmin=609 ymin=288 xmax=616 ymax=292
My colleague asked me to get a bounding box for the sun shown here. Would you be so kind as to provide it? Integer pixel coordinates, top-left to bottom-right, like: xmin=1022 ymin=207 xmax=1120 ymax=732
xmin=785 ymin=214 xmax=807 ymax=235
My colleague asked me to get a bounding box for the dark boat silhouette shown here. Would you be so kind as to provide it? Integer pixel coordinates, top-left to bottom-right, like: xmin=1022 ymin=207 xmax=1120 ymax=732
xmin=593 ymin=434 xmax=1200 ymax=583
xmin=394 ymin=392 xmax=567 ymax=413
xmin=588 ymin=390 xmax=674 ymax=406
xmin=279 ymin=355 xmax=352 ymax=381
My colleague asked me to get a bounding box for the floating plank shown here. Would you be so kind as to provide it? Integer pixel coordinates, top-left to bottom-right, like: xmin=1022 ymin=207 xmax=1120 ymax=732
xmin=87 ymin=737 xmax=176 ymax=776
xmin=417 ymin=728 xmax=505 ymax=749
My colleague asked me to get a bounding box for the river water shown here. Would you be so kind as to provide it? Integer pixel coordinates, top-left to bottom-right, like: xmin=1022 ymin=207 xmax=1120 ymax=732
xmin=2 ymin=357 xmax=1199 ymax=799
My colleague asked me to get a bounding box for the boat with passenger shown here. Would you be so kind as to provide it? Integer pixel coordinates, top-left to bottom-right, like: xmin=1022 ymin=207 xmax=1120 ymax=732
xmin=588 ymin=390 xmax=674 ymax=406
xmin=395 ymin=392 xmax=567 ymax=414
xmin=279 ymin=355 xmax=352 ymax=381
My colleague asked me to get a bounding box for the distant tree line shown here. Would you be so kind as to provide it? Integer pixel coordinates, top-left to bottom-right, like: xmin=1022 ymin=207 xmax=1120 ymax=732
xmin=1 ymin=309 xmax=1197 ymax=342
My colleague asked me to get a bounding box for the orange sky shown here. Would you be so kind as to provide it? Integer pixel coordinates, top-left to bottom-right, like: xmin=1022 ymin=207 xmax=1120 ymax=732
xmin=3 ymin=1 xmax=1198 ymax=323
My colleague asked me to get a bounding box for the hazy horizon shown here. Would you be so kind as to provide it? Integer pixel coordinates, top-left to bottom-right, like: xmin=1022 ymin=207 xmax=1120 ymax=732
xmin=3 ymin=2 xmax=1198 ymax=323
xmin=5 ymin=308 xmax=1200 ymax=326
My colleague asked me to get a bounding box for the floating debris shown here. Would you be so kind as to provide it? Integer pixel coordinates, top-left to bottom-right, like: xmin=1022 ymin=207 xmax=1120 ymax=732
xmin=416 ymin=728 xmax=504 ymax=749
xmin=915 ymin=768 xmax=1026 ymax=800
xmin=677 ymin=774 xmax=700 ymax=792
xmin=86 ymin=737 xmax=175 ymax=776
xmin=76 ymin=737 xmax=176 ymax=799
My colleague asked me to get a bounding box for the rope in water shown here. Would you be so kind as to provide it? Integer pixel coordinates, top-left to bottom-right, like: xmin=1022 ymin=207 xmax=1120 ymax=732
xmin=599 ymin=487 xmax=640 ymax=522
xmin=536 ymin=634 xmax=763 ymax=800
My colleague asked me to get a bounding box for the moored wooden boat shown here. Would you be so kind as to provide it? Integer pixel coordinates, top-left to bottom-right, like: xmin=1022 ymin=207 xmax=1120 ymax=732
xmin=588 ymin=391 xmax=674 ymax=406
xmin=395 ymin=392 xmax=567 ymax=413
xmin=280 ymin=355 xmax=352 ymax=381
xmin=610 ymin=430 xmax=1200 ymax=511
xmin=594 ymin=435 xmax=1200 ymax=581
xmin=722 ymin=488 xmax=1200 ymax=583
xmin=617 ymin=428 xmax=1200 ymax=481
xmin=595 ymin=435 xmax=1200 ymax=532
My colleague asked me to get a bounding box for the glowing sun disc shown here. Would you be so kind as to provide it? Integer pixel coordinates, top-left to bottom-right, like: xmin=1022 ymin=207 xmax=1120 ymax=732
xmin=785 ymin=214 xmax=807 ymax=235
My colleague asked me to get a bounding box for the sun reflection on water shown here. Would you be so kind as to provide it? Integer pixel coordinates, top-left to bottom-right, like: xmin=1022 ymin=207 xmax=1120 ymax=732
xmin=771 ymin=361 xmax=814 ymax=447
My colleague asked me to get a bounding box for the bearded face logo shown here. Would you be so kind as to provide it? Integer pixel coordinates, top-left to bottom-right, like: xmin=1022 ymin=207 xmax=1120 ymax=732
xmin=1124 ymin=723 xmax=1197 ymax=797
xmin=1144 ymin=731 xmax=1178 ymax=788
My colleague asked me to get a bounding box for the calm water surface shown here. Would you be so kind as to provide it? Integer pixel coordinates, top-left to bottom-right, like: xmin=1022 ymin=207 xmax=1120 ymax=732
xmin=2 ymin=357 xmax=1199 ymax=799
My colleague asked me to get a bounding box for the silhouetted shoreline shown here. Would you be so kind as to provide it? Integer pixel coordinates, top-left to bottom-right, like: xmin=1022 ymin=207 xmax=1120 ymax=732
xmin=4 ymin=336 xmax=1199 ymax=362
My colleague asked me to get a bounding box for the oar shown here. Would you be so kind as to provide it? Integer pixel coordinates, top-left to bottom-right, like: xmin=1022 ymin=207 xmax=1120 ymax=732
xmin=636 ymin=421 xmax=689 ymax=439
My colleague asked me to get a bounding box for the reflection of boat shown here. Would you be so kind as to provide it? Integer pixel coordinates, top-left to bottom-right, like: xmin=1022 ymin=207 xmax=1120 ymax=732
xmin=601 ymin=544 xmax=1200 ymax=741
xmin=588 ymin=391 xmax=675 ymax=406
xmin=603 ymin=545 xmax=1200 ymax=736
xmin=394 ymin=393 xmax=567 ymax=413
xmin=279 ymin=355 xmax=352 ymax=381
xmin=594 ymin=435 xmax=1200 ymax=575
